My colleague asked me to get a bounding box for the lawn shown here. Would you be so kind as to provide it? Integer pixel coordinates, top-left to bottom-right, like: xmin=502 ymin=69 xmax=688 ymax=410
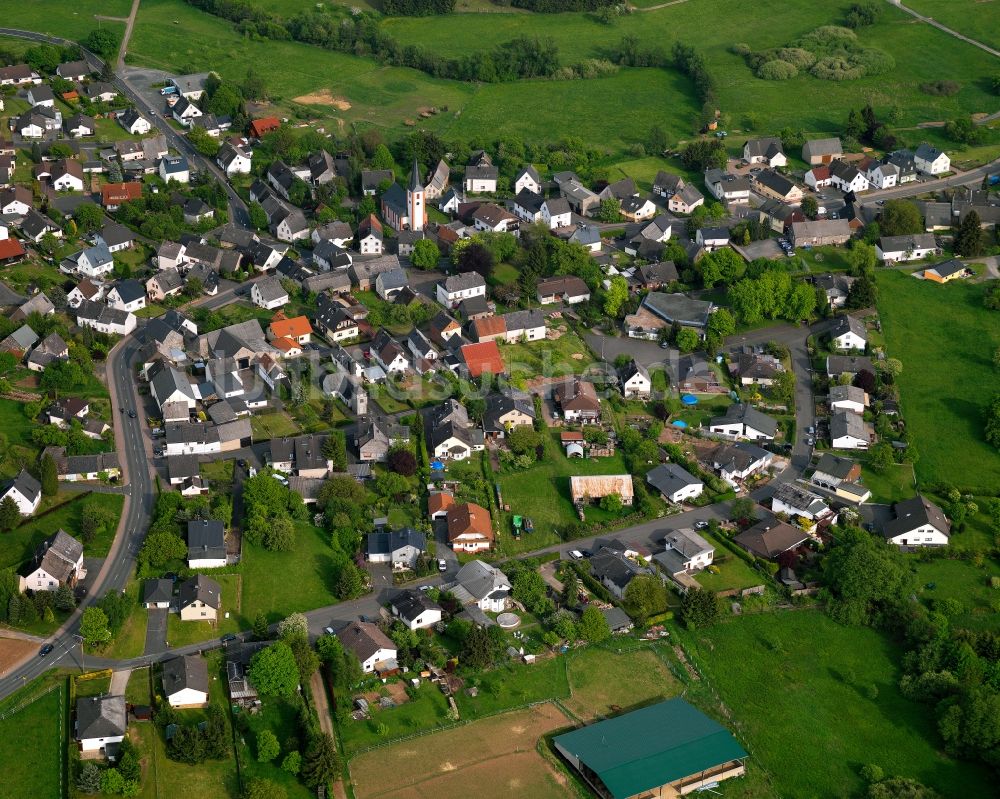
xmin=500 ymin=329 xmax=593 ymax=382
xmin=166 ymin=573 xmax=244 ymax=647
xmin=133 ymin=652 xmax=240 ymax=799
xmin=103 ymin=581 xmax=149 ymax=660
xmin=563 ymin=645 xmax=680 ymax=720
xmin=240 ymin=521 xmax=338 ymax=624
xmin=490 ymin=262 xmax=519 ymax=286
xmin=858 ymin=462 xmax=915 ymax=504
xmin=678 ymin=610 xmax=996 ymax=798
xmin=693 ymin=535 xmax=766 ymax=593
xmin=875 ymin=272 xmax=1000 ymax=492
xmin=234 ymin=694 xmax=313 ymax=799
xmin=339 ymin=680 xmax=452 ymax=756
xmin=455 ymin=655 xmax=570 ymax=719
xmin=125 ymin=667 xmax=153 ymax=706
xmin=912 ymin=556 xmax=1000 ymax=633
xmin=0 ymin=397 xmax=39 ymax=479
xmin=905 ymin=0 xmax=1000 ymax=51
xmin=495 ymin=430 xmax=630 ymax=551
xmin=249 ymin=411 xmax=302 ymax=441
xmin=0 ymin=678 xmax=64 ymax=799
xmin=0 ymin=491 xmax=124 ymax=572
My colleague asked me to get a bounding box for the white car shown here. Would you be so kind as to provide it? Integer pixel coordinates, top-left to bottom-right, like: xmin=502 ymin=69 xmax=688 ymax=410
xmin=569 ymin=550 xmax=584 ymax=560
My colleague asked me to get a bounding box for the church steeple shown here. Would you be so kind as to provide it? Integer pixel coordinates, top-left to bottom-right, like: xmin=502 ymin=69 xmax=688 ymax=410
xmin=406 ymin=159 xmax=425 ymax=232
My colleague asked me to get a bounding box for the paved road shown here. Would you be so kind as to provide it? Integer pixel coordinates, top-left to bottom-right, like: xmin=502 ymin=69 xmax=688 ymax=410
xmin=0 ymin=27 xmax=252 ymax=230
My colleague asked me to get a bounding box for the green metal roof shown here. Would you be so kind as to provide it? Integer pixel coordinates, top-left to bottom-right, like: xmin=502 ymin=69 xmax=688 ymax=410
xmin=553 ymin=698 xmax=748 ymax=799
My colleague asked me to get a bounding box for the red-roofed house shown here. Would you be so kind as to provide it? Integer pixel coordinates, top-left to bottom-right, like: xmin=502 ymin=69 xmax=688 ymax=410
xmin=250 ymin=117 xmax=281 ymax=139
xmin=271 ymin=336 xmax=302 ymax=357
xmin=0 ymin=238 xmax=26 ymax=264
xmin=428 ymin=490 xmax=454 ymax=520
xmin=102 ymin=182 xmax=142 ymax=209
xmin=805 ymin=166 xmax=833 ymax=190
xmin=268 ymin=314 xmax=312 ymax=345
xmin=471 ymin=315 xmax=506 ymax=343
xmin=461 ymin=341 xmax=504 ymax=379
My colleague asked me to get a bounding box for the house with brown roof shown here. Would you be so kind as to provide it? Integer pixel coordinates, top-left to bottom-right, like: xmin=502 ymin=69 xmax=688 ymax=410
xmin=471 ymin=315 xmax=507 ymax=343
xmin=460 ymin=341 xmax=504 ymax=379
xmin=553 ymin=377 xmax=600 ymax=423
xmin=337 ymin=621 xmax=397 ymax=674
xmin=19 ymin=530 xmax=85 ymax=592
xmin=733 ymin=519 xmax=809 ymax=560
xmin=447 ymin=501 xmax=494 ymax=552
xmin=428 ymin=490 xmax=454 ymax=520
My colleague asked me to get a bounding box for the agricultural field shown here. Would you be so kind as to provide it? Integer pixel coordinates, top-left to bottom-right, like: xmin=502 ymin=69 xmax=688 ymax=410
xmin=240 ymin=521 xmax=339 ymax=623
xmin=679 ymin=610 xmax=996 ymax=798
xmin=0 ymin=678 xmax=65 ymax=799
xmin=875 ymin=272 xmax=1000 ymax=493
xmin=348 ymin=702 xmax=575 ymax=799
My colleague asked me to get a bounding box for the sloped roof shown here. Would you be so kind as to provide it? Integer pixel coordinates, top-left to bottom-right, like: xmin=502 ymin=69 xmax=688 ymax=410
xmin=76 ymin=695 xmax=127 ymax=740
xmin=734 ymin=519 xmax=809 ymax=559
xmin=162 ymin=654 xmax=209 ymax=698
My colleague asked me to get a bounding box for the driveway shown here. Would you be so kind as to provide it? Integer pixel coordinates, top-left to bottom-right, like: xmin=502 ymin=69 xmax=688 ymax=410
xmin=143 ymin=608 xmax=168 ymax=656
xmin=109 ymin=668 xmax=132 ymax=696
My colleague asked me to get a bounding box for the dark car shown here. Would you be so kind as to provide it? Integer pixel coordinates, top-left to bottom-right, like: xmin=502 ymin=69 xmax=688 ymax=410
xmin=39 ymin=643 xmax=54 ymax=657
xmin=128 ymin=410 xmax=137 ymax=419
xmin=221 ymin=633 xmax=238 ymax=643
xmin=236 ymin=459 xmax=247 ymax=469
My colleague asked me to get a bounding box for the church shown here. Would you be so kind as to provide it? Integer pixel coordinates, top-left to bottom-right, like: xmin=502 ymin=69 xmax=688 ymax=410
xmin=380 ymin=160 xmax=426 ymax=232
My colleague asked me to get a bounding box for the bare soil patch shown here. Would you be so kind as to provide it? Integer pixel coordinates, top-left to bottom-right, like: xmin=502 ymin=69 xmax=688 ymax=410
xmin=293 ymin=90 xmax=351 ymax=110
xmin=0 ymin=636 xmax=39 ymax=672
xmin=350 ymin=703 xmax=573 ymax=799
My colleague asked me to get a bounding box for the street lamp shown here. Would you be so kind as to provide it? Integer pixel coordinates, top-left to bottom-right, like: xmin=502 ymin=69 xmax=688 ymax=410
xmin=73 ymin=634 xmax=85 ymax=674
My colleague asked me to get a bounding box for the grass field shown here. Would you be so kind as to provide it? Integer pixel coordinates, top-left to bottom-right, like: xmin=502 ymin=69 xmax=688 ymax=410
xmin=875 ymin=272 xmax=1000 ymax=492
xmin=348 ymin=702 xmax=575 ymax=799
xmin=166 ymin=573 xmax=244 ymax=647
xmin=905 ymin=0 xmax=1000 ymax=51
xmin=694 ymin=536 xmax=766 ymax=593
xmin=563 ymin=645 xmax=680 ymax=720
xmin=2 ymin=1 xmax=129 ymax=39
xmin=495 ymin=430 xmax=630 ymax=550
xmin=241 ymin=521 xmax=338 ymax=623
xmin=249 ymin=411 xmax=302 ymax=441
xmin=339 ymin=680 xmax=452 ymax=756
xmin=859 ymin=462 xmax=916 ymax=504
xmin=0 ymin=491 xmax=124 ymax=572
xmin=0 ymin=680 xmax=64 ymax=799
xmin=500 ymin=329 xmax=593 ymax=381
xmin=913 ymin=556 xmax=1000 ymax=632
xmin=680 ymin=610 xmax=996 ymax=798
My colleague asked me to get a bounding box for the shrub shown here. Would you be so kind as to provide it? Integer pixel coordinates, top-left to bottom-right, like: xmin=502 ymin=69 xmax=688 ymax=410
xmin=774 ymin=47 xmax=816 ymax=68
xmin=757 ymin=59 xmax=798 ymax=80
xmin=730 ymin=42 xmax=751 ymax=56
xmin=811 ymin=56 xmax=866 ymax=81
xmin=920 ymin=80 xmax=961 ymax=97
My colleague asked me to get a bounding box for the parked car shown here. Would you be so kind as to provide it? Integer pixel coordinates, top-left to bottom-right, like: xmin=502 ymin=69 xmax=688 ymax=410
xmin=438 ymin=559 xmax=447 ymax=572
xmin=569 ymin=550 xmax=584 ymax=560
xmin=694 ymin=520 xmax=709 ymax=530
xmin=323 ymin=626 xmax=335 ymax=635
xmin=221 ymin=633 xmax=238 ymax=643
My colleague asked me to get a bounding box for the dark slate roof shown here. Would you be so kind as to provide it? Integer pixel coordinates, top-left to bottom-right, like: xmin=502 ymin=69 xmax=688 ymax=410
xmin=710 ymin=403 xmax=779 ymax=438
xmin=178 ymin=574 xmax=222 ymax=609
xmin=143 ymin=578 xmax=174 ymax=605
xmin=645 ymin=463 xmax=702 ymax=497
xmin=162 ymin=654 xmax=209 ymax=697
xmin=367 ymin=527 xmax=426 ymax=556
xmin=884 ymin=494 xmax=950 ymax=541
xmin=187 ymin=519 xmax=226 ymax=561
xmin=76 ymin=695 xmax=127 ymax=740
xmin=390 ymin=589 xmax=442 ymax=624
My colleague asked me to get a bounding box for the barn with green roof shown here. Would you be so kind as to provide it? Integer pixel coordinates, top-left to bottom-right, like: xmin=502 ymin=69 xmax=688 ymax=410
xmin=553 ymin=698 xmax=748 ymax=798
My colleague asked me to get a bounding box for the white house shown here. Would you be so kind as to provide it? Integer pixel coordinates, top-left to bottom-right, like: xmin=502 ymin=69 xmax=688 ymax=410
xmin=26 ymin=85 xmax=54 ymax=107
xmin=646 ymin=464 xmax=704 ymax=505
xmin=367 ymin=528 xmax=426 ymax=570
xmin=217 ymin=142 xmax=252 ymax=176
xmin=771 ymin=483 xmax=831 ymax=522
xmin=20 ymin=530 xmax=84 ymax=592
xmin=436 ymin=272 xmax=486 ymax=308
xmin=187 ymin=519 xmax=227 ymax=569
xmin=1 ymin=469 xmax=41 ymax=516
xmin=106 ymin=279 xmax=147 ymax=313
xmin=914 ymin=143 xmax=950 ymax=176
xmin=448 ymin=560 xmax=511 ymax=613
xmin=696 ymin=227 xmax=730 ymax=252
xmin=118 ymin=109 xmax=151 ymax=135
xmin=661 ymin=528 xmax=714 ymax=571
xmin=883 ymin=495 xmax=950 ymax=548
xmin=75 ymin=300 xmax=137 ymax=335
xmin=76 ymin=695 xmax=127 ymax=754
xmin=514 ymin=165 xmax=542 ymax=195
xmin=865 ymin=161 xmax=898 ymax=190
xmin=707 ymin=441 xmax=773 ymax=489
xmin=830 ymin=410 xmax=872 ymax=450
xmin=743 ymin=137 xmax=787 ymax=167
xmin=620 ymin=360 xmax=652 ymax=399
xmin=828 ymin=160 xmax=869 ymax=193
xmin=159 ymin=156 xmax=190 ymax=184
xmin=251 ymin=276 xmax=289 ymax=310
xmin=709 ymin=403 xmax=778 ymax=442
xmin=390 ymin=590 xmax=443 ymax=631
xmin=162 ymin=655 xmax=209 ymax=708
xmin=171 ymin=96 xmax=203 ymax=126
xmin=63 ymin=244 xmax=114 ymax=278
xmin=828 ymin=384 xmax=867 ymax=414
xmin=829 ymin=315 xmax=867 ymax=351
xmin=876 ymin=234 xmax=939 ymax=263
xmin=541 ymin=197 xmax=572 ymax=229
xmin=337 ymin=621 xmax=397 ymax=674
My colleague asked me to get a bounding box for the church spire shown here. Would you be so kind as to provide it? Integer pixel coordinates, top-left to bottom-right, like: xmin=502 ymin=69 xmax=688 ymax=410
xmin=408 ymin=159 xmax=423 ymax=191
